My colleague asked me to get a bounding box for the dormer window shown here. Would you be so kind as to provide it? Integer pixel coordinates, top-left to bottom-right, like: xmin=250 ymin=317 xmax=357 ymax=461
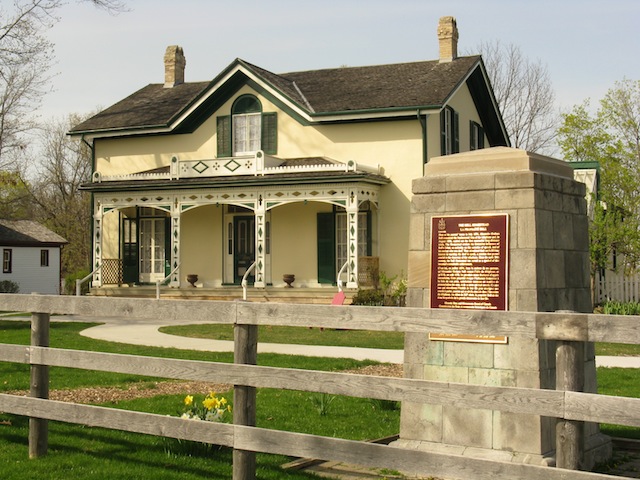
xmin=217 ymin=95 xmax=277 ymax=157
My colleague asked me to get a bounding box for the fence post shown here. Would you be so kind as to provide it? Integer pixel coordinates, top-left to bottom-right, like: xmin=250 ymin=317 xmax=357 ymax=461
xmin=555 ymin=310 xmax=585 ymax=470
xmin=29 ymin=312 xmax=50 ymax=458
xmin=233 ymin=321 xmax=258 ymax=480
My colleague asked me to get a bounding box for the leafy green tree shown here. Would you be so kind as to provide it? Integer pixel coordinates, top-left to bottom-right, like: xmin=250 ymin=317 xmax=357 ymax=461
xmin=558 ymin=79 xmax=640 ymax=274
xmin=0 ymin=171 xmax=34 ymax=219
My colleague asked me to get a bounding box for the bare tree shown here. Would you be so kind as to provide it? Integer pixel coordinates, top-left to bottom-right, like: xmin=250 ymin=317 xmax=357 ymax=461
xmin=23 ymin=113 xmax=93 ymax=276
xmin=0 ymin=0 xmax=128 ymax=167
xmin=474 ymin=41 xmax=558 ymax=154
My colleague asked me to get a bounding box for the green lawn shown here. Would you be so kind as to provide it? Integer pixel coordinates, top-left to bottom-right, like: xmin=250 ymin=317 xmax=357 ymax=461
xmin=160 ymin=323 xmax=406 ymax=349
xmin=0 ymin=319 xmax=639 ymax=478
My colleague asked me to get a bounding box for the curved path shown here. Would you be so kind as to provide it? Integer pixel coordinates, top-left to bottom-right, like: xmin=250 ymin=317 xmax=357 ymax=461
xmin=71 ymin=317 xmax=640 ymax=368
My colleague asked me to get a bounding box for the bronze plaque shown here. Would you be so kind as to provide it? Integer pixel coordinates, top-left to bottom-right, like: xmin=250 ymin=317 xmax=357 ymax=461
xmin=429 ymin=214 xmax=509 ymax=343
xmin=430 ymin=214 xmax=509 ymax=310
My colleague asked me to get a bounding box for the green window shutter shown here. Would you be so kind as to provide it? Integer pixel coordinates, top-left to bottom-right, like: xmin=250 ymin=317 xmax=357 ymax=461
xmin=470 ymin=120 xmax=477 ymax=150
xmin=261 ymin=112 xmax=277 ymax=154
xmin=317 ymin=212 xmax=335 ymax=285
xmin=217 ymin=116 xmax=231 ymax=157
xmin=453 ymin=110 xmax=460 ymax=153
xmin=440 ymin=109 xmax=447 ymax=155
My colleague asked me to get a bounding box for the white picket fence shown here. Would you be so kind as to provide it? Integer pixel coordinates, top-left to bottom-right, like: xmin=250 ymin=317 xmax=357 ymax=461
xmin=595 ymin=270 xmax=640 ymax=303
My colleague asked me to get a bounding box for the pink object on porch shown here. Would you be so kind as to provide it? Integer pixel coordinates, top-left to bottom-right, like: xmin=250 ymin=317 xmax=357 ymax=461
xmin=331 ymin=291 xmax=346 ymax=305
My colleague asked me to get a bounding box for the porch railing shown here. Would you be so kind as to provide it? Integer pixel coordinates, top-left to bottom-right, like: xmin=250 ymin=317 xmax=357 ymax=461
xmin=91 ymin=151 xmax=381 ymax=183
xmin=337 ymin=261 xmax=349 ymax=292
xmin=242 ymin=261 xmax=257 ymax=301
xmin=156 ymin=263 xmax=181 ymax=300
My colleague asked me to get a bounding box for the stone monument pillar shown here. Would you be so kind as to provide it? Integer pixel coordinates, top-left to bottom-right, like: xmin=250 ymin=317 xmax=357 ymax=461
xmin=398 ymin=147 xmax=611 ymax=468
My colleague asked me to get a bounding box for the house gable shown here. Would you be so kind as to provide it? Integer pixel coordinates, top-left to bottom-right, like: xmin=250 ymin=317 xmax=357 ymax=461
xmin=70 ymin=55 xmax=509 ymax=148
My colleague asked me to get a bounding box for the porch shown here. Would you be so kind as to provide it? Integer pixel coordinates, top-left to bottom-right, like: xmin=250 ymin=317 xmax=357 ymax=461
xmin=88 ymin=284 xmax=358 ymax=304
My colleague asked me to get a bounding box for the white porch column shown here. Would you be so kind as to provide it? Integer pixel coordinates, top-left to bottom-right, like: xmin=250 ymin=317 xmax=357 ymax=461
xmin=170 ymin=200 xmax=180 ymax=287
xmin=254 ymin=195 xmax=266 ymax=288
xmin=346 ymin=188 xmax=359 ymax=289
xmin=92 ymin=202 xmax=103 ymax=287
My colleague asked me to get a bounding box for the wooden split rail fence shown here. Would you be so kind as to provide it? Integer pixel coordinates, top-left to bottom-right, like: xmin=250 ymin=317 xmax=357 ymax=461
xmin=0 ymin=294 xmax=639 ymax=480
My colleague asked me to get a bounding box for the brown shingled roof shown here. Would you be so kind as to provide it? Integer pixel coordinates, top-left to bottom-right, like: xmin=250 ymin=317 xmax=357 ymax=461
xmin=0 ymin=220 xmax=68 ymax=246
xmin=70 ymin=56 xmax=482 ymax=135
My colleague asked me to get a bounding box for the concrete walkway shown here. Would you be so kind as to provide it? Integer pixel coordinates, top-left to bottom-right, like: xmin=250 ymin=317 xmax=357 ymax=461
xmin=67 ymin=316 xmax=638 ymax=368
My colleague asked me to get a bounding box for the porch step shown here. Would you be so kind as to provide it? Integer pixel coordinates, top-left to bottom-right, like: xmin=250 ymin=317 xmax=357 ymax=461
xmin=89 ymin=286 xmax=355 ymax=305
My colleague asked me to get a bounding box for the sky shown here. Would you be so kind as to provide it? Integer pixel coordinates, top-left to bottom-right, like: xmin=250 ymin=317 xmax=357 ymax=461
xmin=40 ymin=0 xmax=639 ymax=122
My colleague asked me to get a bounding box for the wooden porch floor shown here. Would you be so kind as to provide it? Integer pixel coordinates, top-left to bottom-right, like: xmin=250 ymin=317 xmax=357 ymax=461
xmin=89 ymin=285 xmax=355 ymax=304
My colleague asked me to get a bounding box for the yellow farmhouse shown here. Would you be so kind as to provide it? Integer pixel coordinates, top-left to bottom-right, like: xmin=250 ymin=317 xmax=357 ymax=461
xmin=70 ymin=17 xmax=509 ymax=299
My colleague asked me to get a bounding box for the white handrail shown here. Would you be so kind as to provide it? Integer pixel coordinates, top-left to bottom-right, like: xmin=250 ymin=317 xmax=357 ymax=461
xmin=76 ymin=264 xmax=102 ymax=296
xmin=242 ymin=261 xmax=257 ymax=301
xmin=337 ymin=261 xmax=349 ymax=293
xmin=156 ymin=263 xmax=181 ymax=300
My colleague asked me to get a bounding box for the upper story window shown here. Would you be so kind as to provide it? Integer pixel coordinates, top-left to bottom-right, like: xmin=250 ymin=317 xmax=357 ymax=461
xmin=440 ymin=106 xmax=459 ymax=155
xmin=217 ymin=94 xmax=277 ymax=157
xmin=470 ymin=121 xmax=485 ymax=150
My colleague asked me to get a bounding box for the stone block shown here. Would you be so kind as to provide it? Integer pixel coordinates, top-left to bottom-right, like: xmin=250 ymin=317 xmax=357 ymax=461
xmin=404 ymin=332 xmax=430 ymax=369
xmin=495 ymin=188 xmax=536 ymax=209
xmin=494 ymin=337 xmax=541 ymax=371
xmin=407 ymin=250 xmax=430 ymax=288
xmin=509 ymin=249 xmax=537 ymax=289
xmin=424 ymin=364 xmax=468 ymax=383
xmin=539 ymin=249 xmax=565 ymax=288
xmin=552 ymin=211 xmax=574 ymax=250
xmin=409 ymin=213 xmax=426 ymax=251
xmin=446 ymin=172 xmax=495 ymax=192
xmin=400 ymin=402 xmax=443 ymax=442
xmin=536 ymin=189 xmax=564 ymax=212
xmin=572 ymin=214 xmax=590 ymax=252
xmin=495 ymin=171 xmax=536 ymax=190
xmin=443 ymin=405 xmax=493 ymax=448
xmin=562 ymin=194 xmax=584 ymax=215
xmin=493 ymin=412 xmax=549 ymax=454
xmin=469 ymin=367 xmax=517 ymax=387
xmin=443 ymin=342 xmax=494 ymax=368
xmin=406 ymin=287 xmax=424 ymax=308
xmin=412 ymin=175 xmax=446 ymax=194
xmin=515 ymin=370 xmax=542 ymax=389
xmin=411 ymin=193 xmax=445 ymax=213
xmin=535 ymin=209 xmax=554 ymax=249
xmin=516 ymin=209 xmax=537 ymax=249
xmin=564 ymin=251 xmax=589 ymax=288
xmin=515 ymin=289 xmax=538 ymax=311
xmin=425 ymin=338 xmax=444 ymax=365
xmin=445 ymin=190 xmax=495 ymax=211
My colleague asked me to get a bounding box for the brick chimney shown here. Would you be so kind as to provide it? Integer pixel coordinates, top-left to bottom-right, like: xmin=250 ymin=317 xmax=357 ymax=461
xmin=164 ymin=45 xmax=186 ymax=88
xmin=437 ymin=16 xmax=458 ymax=63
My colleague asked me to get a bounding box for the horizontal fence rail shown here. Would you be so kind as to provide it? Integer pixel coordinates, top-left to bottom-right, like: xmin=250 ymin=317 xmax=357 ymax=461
xmin=0 ymin=294 xmax=639 ymax=480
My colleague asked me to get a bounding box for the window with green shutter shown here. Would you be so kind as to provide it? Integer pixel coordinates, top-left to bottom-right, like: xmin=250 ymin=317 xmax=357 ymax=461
xmin=470 ymin=120 xmax=485 ymax=150
xmin=440 ymin=106 xmax=459 ymax=155
xmin=217 ymin=95 xmax=278 ymax=157
xmin=217 ymin=116 xmax=231 ymax=157
xmin=261 ymin=112 xmax=277 ymax=154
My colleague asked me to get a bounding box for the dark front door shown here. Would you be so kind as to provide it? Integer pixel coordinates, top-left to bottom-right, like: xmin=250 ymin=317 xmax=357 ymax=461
xmin=317 ymin=212 xmax=336 ymax=284
xmin=122 ymin=217 xmax=138 ymax=284
xmin=234 ymin=216 xmax=255 ymax=284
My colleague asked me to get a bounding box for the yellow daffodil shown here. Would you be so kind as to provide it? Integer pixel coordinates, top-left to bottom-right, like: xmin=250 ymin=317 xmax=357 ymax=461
xmin=184 ymin=395 xmax=194 ymax=406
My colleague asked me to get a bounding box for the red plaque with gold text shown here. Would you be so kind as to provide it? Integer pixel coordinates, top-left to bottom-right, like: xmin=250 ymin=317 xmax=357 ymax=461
xmin=430 ymin=214 xmax=509 ymax=311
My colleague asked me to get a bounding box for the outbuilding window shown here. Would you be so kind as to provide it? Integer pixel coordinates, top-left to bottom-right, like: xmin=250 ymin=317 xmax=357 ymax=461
xmin=3 ymin=249 xmax=12 ymax=273
xmin=40 ymin=249 xmax=49 ymax=267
